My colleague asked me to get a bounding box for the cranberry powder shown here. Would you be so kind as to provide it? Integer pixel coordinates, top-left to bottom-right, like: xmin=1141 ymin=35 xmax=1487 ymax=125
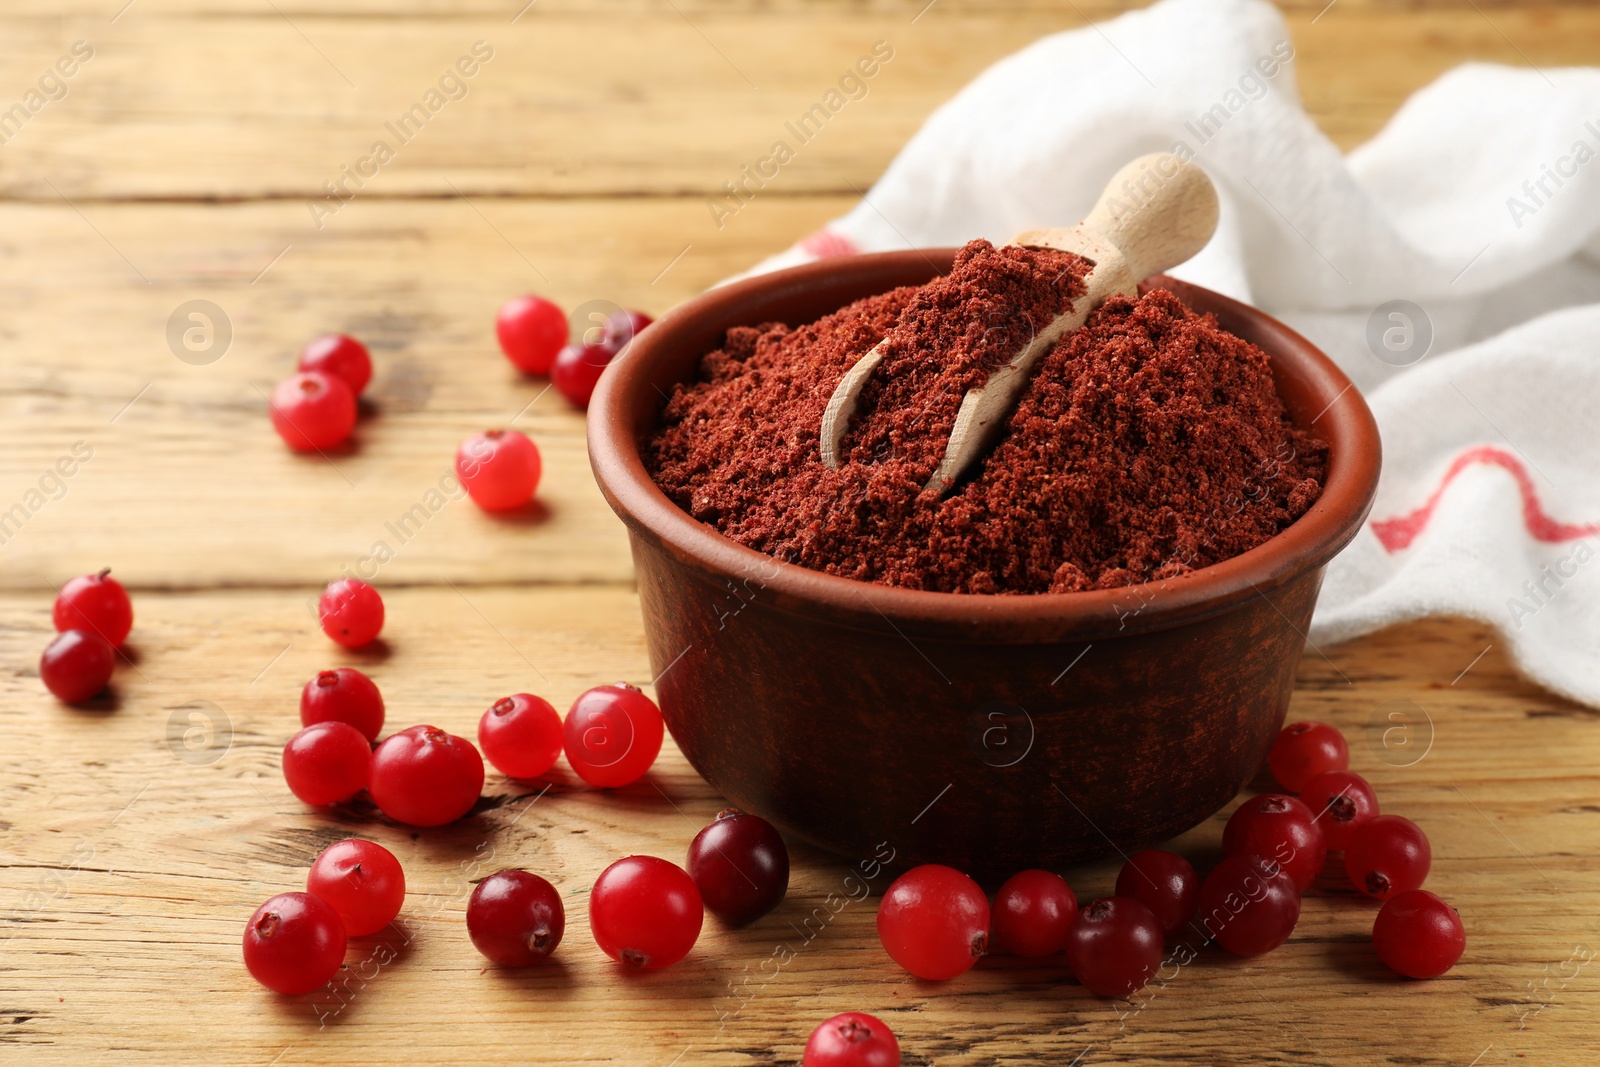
xmin=647 ymin=240 xmax=1325 ymax=594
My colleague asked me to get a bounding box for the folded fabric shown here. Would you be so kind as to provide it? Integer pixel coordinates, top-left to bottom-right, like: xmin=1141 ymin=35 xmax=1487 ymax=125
xmin=740 ymin=0 xmax=1600 ymax=706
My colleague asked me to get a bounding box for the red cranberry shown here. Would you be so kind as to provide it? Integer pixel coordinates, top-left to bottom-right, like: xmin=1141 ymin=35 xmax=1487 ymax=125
xmin=468 ymin=869 xmax=566 ymax=966
xmin=551 ymin=342 xmax=615 ymax=409
xmin=456 ymin=429 xmax=541 ymax=511
xmin=300 ymin=667 xmax=385 ymax=742
xmin=875 ymin=864 xmax=989 ymax=981
xmin=282 ymin=721 xmax=371 ymax=807
xmin=687 ymin=808 xmax=789 ymax=927
xmin=1114 ymin=850 xmax=1199 ymax=940
xmin=306 ymin=839 xmax=405 ymax=936
xmin=298 ymin=334 xmax=372 ymax=395
xmin=598 ymin=309 xmax=652 ymax=351
xmin=242 ymin=892 xmax=346 ymax=994
xmin=496 ymin=295 xmax=567 ymax=375
xmin=368 ymin=725 xmax=484 ymax=827
xmin=589 ymin=855 xmax=703 ymax=969
xmin=1373 ymin=889 xmax=1464 ymax=978
xmin=562 ymin=683 xmax=664 ymax=788
xmin=1345 ymin=815 xmax=1431 ymax=900
xmin=53 ymin=568 xmax=133 ymax=648
xmin=318 ymin=578 xmax=384 ymax=649
xmin=269 ymin=371 xmax=357 ymax=451
xmin=1222 ymin=793 xmax=1327 ymax=891
xmin=1268 ymin=720 xmax=1349 ymax=792
xmin=1064 ymin=897 xmax=1163 ymax=997
xmin=1299 ymin=769 xmax=1379 ymax=851
xmin=39 ymin=629 xmax=115 ymax=704
xmin=991 ymin=869 xmax=1076 ymax=957
xmin=478 ymin=693 xmax=563 ymax=779
xmin=1195 ymin=854 xmax=1301 ymax=957
xmin=803 ymin=1012 xmax=900 ymax=1067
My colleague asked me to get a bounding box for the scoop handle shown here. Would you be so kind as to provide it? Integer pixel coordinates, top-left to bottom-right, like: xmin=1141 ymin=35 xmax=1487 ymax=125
xmin=1080 ymin=153 xmax=1218 ymax=281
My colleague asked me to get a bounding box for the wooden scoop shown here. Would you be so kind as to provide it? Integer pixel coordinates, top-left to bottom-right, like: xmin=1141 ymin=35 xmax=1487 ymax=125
xmin=819 ymin=153 xmax=1220 ymax=494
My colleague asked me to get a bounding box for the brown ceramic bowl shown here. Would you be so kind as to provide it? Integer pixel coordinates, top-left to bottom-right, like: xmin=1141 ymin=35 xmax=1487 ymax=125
xmin=588 ymin=250 xmax=1380 ymax=881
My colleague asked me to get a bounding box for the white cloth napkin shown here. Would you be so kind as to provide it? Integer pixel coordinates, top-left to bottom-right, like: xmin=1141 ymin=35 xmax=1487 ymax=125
xmin=740 ymin=0 xmax=1600 ymax=707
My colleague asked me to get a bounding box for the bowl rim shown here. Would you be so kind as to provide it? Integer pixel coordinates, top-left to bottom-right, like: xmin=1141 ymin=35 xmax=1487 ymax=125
xmin=588 ymin=249 xmax=1382 ymax=642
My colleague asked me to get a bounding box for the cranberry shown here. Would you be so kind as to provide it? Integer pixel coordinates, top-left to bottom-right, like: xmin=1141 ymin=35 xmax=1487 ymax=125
xmin=875 ymin=864 xmax=989 ymax=981
xmin=589 ymin=855 xmax=703 ymax=969
xmin=496 ymin=295 xmax=567 ymax=375
xmin=563 ymin=683 xmax=664 ymax=789
xmin=1063 ymin=897 xmax=1163 ymax=997
xmin=1195 ymin=854 xmax=1301 ymax=956
xmin=269 ymin=371 xmax=357 ymax=452
xmin=300 ymin=667 xmax=385 ymax=742
xmin=1373 ymin=889 xmax=1465 ymax=979
xmin=242 ymin=891 xmax=346 ymax=995
xmin=306 ymin=839 xmax=405 ymax=936
xmin=318 ymin=578 xmax=384 ymax=649
xmin=1299 ymin=770 xmax=1380 ymax=851
xmin=598 ymin=309 xmax=652 ymax=351
xmin=803 ymin=1012 xmax=900 ymax=1067
xmin=468 ymin=869 xmax=566 ymax=966
xmin=1267 ymin=721 xmax=1349 ymax=792
xmin=282 ymin=721 xmax=371 ymax=807
xmin=298 ymin=334 xmax=372 ymax=396
xmin=53 ymin=568 xmax=133 ymax=648
xmin=478 ymin=693 xmax=563 ymax=779
xmin=687 ymin=808 xmax=789 ymax=927
xmin=39 ymin=629 xmax=115 ymax=704
xmin=1114 ymin=850 xmax=1199 ymax=940
xmin=991 ymin=869 xmax=1076 ymax=957
xmin=456 ymin=429 xmax=541 ymax=512
xmin=551 ymin=342 xmax=615 ymax=409
xmin=1222 ymin=794 xmax=1327 ymax=891
xmin=368 ymin=725 xmax=485 ymax=827
xmin=1345 ymin=815 xmax=1431 ymax=900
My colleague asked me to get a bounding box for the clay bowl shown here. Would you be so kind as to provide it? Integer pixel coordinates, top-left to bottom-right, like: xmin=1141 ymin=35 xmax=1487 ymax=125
xmin=588 ymin=249 xmax=1381 ymax=881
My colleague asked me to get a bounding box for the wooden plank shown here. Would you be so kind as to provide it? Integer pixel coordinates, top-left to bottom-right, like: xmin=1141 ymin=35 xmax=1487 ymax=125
xmin=0 ymin=195 xmax=850 ymax=591
xmin=1 ymin=598 xmax=1595 ymax=1064
xmin=0 ymin=7 xmax=1593 ymax=200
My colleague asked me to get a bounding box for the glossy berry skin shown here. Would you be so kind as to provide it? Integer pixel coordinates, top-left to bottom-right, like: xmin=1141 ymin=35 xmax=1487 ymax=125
xmin=1373 ymin=889 xmax=1465 ymax=979
xmin=306 ymin=839 xmax=405 ymax=936
xmin=298 ymin=334 xmax=372 ymax=395
xmin=687 ymin=809 xmax=790 ymax=927
xmin=467 ymin=869 xmax=566 ymax=966
xmin=368 ymin=725 xmax=485 ymax=827
xmin=1299 ymin=770 xmax=1380 ymax=851
xmin=803 ymin=1012 xmax=901 ymax=1067
xmin=318 ymin=578 xmax=384 ymax=649
xmin=269 ymin=371 xmax=357 ymax=452
xmin=1268 ymin=721 xmax=1350 ymax=792
xmin=1114 ymin=850 xmax=1199 ymax=940
xmin=39 ymin=629 xmax=115 ymax=704
xmin=456 ymin=429 xmax=541 ymax=512
xmin=300 ymin=668 xmax=385 ymax=742
xmin=589 ymin=856 xmax=703 ymax=969
xmin=496 ymin=295 xmax=568 ymax=375
xmin=1222 ymin=794 xmax=1327 ymax=892
xmin=1345 ymin=815 xmax=1431 ymax=900
xmin=53 ymin=569 xmax=133 ymax=648
xmin=563 ymin=683 xmax=664 ymax=789
xmin=242 ymin=892 xmax=346 ymax=995
xmin=1195 ymin=854 xmax=1301 ymax=956
xmin=876 ymin=864 xmax=989 ymax=981
xmin=551 ymin=342 xmax=616 ymax=409
xmin=1064 ymin=897 xmax=1163 ymax=997
xmin=991 ymin=869 xmax=1076 ymax=957
xmin=598 ymin=309 xmax=652 ymax=351
xmin=282 ymin=721 xmax=371 ymax=807
xmin=478 ymin=693 xmax=563 ymax=779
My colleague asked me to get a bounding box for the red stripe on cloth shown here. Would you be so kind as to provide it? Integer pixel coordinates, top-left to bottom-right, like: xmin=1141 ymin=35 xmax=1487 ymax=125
xmin=797 ymin=229 xmax=859 ymax=259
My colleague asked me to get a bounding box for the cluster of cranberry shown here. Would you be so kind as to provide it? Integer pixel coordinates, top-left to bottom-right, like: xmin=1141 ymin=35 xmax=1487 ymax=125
xmin=803 ymin=720 xmax=1466 ymax=1066
xmin=494 ymin=294 xmax=652 ymax=410
xmin=38 ymin=569 xmax=134 ymax=703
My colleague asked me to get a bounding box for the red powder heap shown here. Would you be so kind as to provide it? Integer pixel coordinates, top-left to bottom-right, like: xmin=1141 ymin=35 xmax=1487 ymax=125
xmin=646 ymin=239 xmax=1326 ymax=595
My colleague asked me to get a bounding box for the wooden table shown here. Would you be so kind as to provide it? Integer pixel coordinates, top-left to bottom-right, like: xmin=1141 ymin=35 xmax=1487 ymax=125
xmin=3 ymin=1 xmax=1597 ymax=1063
